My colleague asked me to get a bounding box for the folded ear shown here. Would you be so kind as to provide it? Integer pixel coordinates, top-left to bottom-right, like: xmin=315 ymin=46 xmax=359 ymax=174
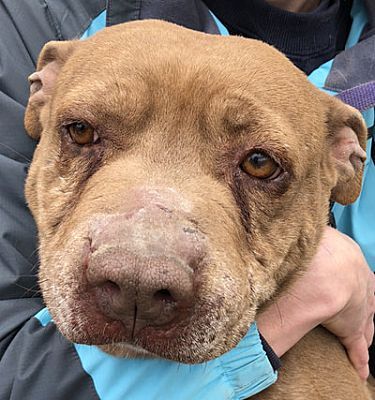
xmin=326 ymin=96 xmax=367 ymax=205
xmin=24 ymin=40 xmax=78 ymax=140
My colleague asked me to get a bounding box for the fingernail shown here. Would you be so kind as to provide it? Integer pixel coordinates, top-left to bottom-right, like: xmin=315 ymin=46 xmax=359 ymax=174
xmin=359 ymin=366 xmax=369 ymax=381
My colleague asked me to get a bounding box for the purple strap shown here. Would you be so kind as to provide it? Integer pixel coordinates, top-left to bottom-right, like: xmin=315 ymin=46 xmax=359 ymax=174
xmin=336 ymin=81 xmax=375 ymax=164
xmin=335 ymin=81 xmax=375 ymax=112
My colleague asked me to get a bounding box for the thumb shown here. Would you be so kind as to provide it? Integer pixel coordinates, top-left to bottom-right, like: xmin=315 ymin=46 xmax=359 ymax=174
xmin=341 ymin=335 xmax=370 ymax=380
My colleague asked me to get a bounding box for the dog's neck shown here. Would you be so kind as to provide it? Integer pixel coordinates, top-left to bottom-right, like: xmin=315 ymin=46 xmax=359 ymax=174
xmin=264 ymin=0 xmax=320 ymax=13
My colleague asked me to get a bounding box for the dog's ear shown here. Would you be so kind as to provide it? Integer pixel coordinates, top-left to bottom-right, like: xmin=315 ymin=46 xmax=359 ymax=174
xmin=326 ymin=96 xmax=367 ymax=205
xmin=25 ymin=40 xmax=78 ymax=140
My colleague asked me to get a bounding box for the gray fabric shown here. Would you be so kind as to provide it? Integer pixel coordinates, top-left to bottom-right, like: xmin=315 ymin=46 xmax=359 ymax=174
xmin=0 ymin=0 xmax=105 ymax=337
xmin=0 ymin=318 xmax=99 ymax=400
xmin=0 ymin=0 xmax=54 ymax=329
xmin=0 ymin=298 xmax=43 ymax=356
xmin=106 ymin=0 xmax=142 ymax=26
xmin=325 ymin=35 xmax=375 ymax=92
xmin=44 ymin=0 xmax=106 ymax=39
xmin=106 ymin=0 xmax=220 ymax=33
xmin=362 ymin=0 xmax=375 ymax=39
xmin=0 ymin=1 xmax=105 ymax=397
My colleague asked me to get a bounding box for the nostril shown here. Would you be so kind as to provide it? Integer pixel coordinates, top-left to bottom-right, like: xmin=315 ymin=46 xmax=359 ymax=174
xmin=153 ymin=289 xmax=175 ymax=303
xmin=101 ymin=280 xmax=121 ymax=294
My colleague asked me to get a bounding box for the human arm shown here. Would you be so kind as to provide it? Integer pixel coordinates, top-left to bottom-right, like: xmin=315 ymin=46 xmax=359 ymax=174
xmin=257 ymin=226 xmax=375 ymax=380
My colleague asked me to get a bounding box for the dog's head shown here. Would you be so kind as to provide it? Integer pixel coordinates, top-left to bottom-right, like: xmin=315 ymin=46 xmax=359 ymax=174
xmin=25 ymin=20 xmax=367 ymax=363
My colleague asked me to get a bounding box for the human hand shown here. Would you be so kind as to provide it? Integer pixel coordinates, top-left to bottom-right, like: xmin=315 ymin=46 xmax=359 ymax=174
xmin=318 ymin=228 xmax=375 ymax=380
xmin=257 ymin=226 xmax=375 ymax=380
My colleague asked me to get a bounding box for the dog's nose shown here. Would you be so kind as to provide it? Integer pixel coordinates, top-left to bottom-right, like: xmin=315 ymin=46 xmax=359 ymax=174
xmin=85 ymin=205 xmax=205 ymax=334
xmin=88 ymin=253 xmax=194 ymax=333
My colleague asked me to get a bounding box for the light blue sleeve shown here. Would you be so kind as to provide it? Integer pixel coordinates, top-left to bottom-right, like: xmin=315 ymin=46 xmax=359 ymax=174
xmin=35 ymin=307 xmax=277 ymax=399
xmin=80 ymin=10 xmax=106 ymax=39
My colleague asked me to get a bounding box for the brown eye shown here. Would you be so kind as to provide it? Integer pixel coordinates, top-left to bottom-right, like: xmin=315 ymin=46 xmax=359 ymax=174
xmin=67 ymin=122 xmax=99 ymax=145
xmin=241 ymin=151 xmax=281 ymax=179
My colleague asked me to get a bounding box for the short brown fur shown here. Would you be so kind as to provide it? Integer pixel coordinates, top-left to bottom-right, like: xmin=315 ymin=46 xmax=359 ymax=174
xmin=24 ymin=21 xmax=371 ymax=399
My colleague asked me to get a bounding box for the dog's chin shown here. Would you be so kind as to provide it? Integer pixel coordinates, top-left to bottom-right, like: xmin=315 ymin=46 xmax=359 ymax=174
xmin=99 ymin=343 xmax=156 ymax=358
xmin=52 ymin=302 xmax=252 ymax=363
xmin=59 ymin=319 xmax=228 ymax=363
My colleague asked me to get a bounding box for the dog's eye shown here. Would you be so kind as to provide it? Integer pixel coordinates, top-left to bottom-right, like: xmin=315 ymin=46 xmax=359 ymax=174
xmin=67 ymin=122 xmax=99 ymax=145
xmin=241 ymin=151 xmax=281 ymax=179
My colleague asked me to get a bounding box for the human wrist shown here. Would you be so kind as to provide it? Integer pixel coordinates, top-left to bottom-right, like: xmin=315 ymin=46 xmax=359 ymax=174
xmin=256 ymin=292 xmax=327 ymax=357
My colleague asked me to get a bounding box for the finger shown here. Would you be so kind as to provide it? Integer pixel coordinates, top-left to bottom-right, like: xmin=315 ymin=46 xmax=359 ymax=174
xmin=364 ymin=314 xmax=375 ymax=347
xmin=344 ymin=336 xmax=370 ymax=380
xmin=370 ymin=275 xmax=375 ymax=305
xmin=357 ymin=364 xmax=370 ymax=382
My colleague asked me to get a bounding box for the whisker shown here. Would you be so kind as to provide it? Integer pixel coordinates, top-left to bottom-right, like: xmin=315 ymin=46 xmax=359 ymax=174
xmin=30 ymin=260 xmax=41 ymax=272
xmin=14 ymin=282 xmax=42 ymax=297
xmin=28 ymin=246 xmax=40 ymax=261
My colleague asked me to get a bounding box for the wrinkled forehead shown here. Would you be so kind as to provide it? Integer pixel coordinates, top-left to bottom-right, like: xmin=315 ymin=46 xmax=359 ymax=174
xmin=53 ymin=22 xmax=326 ymax=161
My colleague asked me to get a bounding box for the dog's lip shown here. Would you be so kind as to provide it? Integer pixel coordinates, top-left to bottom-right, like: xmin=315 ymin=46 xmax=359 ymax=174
xmin=68 ymin=317 xmax=193 ymax=354
xmin=131 ymin=323 xmax=191 ymax=350
xmin=52 ymin=294 xmax=251 ymax=363
xmin=60 ymin=297 xmax=193 ymax=346
xmin=66 ymin=321 xmax=129 ymax=345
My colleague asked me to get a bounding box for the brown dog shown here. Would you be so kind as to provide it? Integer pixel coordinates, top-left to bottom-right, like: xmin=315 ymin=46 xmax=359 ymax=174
xmin=24 ymin=20 xmax=371 ymax=399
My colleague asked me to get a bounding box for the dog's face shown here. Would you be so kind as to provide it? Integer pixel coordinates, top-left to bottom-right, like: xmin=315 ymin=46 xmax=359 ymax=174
xmin=25 ymin=20 xmax=367 ymax=363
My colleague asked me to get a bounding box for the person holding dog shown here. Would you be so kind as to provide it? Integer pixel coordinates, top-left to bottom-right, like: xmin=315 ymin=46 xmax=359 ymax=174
xmin=0 ymin=0 xmax=374 ymax=398
xmin=202 ymin=0 xmax=375 ymax=383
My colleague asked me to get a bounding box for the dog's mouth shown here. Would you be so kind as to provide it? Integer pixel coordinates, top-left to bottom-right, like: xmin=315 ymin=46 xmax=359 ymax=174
xmin=42 ymin=253 xmax=255 ymax=362
xmin=52 ymin=290 xmax=249 ymax=363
